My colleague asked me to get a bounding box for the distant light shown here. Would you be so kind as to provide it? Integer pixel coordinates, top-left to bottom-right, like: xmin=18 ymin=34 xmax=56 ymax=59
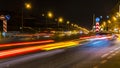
xmin=47 ymin=11 xmax=53 ymax=18
xmin=58 ymin=17 xmax=63 ymax=23
xmin=93 ymin=26 xmax=96 ymax=28
xmin=66 ymin=21 xmax=70 ymax=24
xmin=117 ymin=12 xmax=120 ymax=17
xmin=55 ymin=18 xmax=57 ymax=21
xmin=42 ymin=14 xmax=45 ymax=16
xmin=113 ymin=16 xmax=117 ymax=21
xmin=2 ymin=32 xmax=6 ymax=37
xmin=108 ymin=20 xmax=111 ymax=24
xmin=101 ymin=28 xmax=103 ymax=31
xmin=71 ymin=24 xmax=73 ymax=26
xmin=103 ymin=21 xmax=106 ymax=26
xmin=106 ymin=16 xmax=109 ymax=18
xmin=114 ymin=28 xmax=118 ymax=31
xmin=100 ymin=16 xmax=103 ymax=19
xmin=80 ymin=31 xmax=83 ymax=34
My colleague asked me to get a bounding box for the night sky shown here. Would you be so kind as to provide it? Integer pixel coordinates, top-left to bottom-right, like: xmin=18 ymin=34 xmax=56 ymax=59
xmin=0 ymin=0 xmax=119 ymax=29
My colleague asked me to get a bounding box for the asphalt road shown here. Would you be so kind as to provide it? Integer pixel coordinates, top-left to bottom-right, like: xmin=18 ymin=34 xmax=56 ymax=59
xmin=0 ymin=39 xmax=120 ymax=68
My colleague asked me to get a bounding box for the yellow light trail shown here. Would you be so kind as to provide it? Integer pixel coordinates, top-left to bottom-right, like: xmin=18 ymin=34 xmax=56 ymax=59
xmin=0 ymin=40 xmax=80 ymax=59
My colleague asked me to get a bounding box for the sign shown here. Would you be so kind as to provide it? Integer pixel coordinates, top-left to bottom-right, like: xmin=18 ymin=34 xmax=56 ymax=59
xmin=5 ymin=15 xmax=10 ymax=20
xmin=95 ymin=22 xmax=100 ymax=32
xmin=96 ymin=22 xmax=99 ymax=26
xmin=96 ymin=17 xmax=100 ymax=22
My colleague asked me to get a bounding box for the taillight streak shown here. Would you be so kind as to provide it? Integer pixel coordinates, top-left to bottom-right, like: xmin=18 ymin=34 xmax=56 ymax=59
xmin=0 ymin=40 xmax=54 ymax=48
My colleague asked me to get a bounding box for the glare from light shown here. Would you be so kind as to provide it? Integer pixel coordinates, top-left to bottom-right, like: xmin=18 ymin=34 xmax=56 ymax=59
xmin=25 ymin=3 xmax=31 ymax=9
xmin=67 ymin=21 xmax=70 ymax=24
xmin=103 ymin=21 xmax=106 ymax=26
xmin=71 ymin=24 xmax=73 ymax=26
xmin=58 ymin=17 xmax=63 ymax=23
xmin=47 ymin=11 xmax=53 ymax=18
xmin=108 ymin=20 xmax=111 ymax=24
xmin=117 ymin=12 xmax=120 ymax=17
xmin=114 ymin=28 xmax=118 ymax=31
xmin=113 ymin=16 xmax=117 ymax=21
xmin=42 ymin=14 xmax=45 ymax=16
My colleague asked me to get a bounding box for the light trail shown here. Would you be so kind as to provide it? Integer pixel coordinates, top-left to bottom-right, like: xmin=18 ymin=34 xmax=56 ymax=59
xmin=0 ymin=40 xmax=79 ymax=59
xmin=0 ymin=40 xmax=54 ymax=48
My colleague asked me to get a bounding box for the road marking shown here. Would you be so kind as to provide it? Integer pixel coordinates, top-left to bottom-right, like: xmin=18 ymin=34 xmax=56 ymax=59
xmin=114 ymin=48 xmax=119 ymax=51
xmin=115 ymin=51 xmax=119 ymax=54
xmin=107 ymin=56 xmax=113 ymax=59
xmin=116 ymin=48 xmax=119 ymax=50
xmin=93 ymin=66 xmax=98 ymax=68
xmin=101 ymin=53 xmax=109 ymax=58
xmin=100 ymin=60 xmax=107 ymax=64
xmin=111 ymin=53 xmax=116 ymax=56
xmin=110 ymin=50 xmax=114 ymax=53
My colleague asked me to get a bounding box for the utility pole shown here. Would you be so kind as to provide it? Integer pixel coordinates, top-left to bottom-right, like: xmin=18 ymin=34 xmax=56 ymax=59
xmin=21 ymin=7 xmax=23 ymax=33
xmin=92 ymin=14 xmax=95 ymax=31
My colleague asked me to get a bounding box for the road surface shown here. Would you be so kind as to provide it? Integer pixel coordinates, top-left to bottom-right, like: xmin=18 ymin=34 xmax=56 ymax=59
xmin=0 ymin=39 xmax=120 ymax=68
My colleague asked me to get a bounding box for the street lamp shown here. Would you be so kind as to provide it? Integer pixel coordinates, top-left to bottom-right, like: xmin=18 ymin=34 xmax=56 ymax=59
xmin=58 ymin=17 xmax=63 ymax=23
xmin=66 ymin=21 xmax=70 ymax=30
xmin=21 ymin=2 xmax=31 ymax=32
xmin=47 ymin=11 xmax=53 ymax=18
xmin=25 ymin=3 xmax=32 ymax=9
xmin=66 ymin=21 xmax=70 ymax=24
xmin=57 ymin=17 xmax=63 ymax=30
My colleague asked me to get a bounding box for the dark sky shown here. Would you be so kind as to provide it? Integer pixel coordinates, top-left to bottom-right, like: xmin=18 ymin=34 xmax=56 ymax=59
xmin=0 ymin=0 xmax=119 ymax=29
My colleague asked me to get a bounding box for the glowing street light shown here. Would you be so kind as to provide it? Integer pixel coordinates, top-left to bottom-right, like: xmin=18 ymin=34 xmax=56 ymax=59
xmin=25 ymin=3 xmax=31 ymax=9
xmin=42 ymin=14 xmax=45 ymax=16
xmin=112 ymin=16 xmax=117 ymax=21
xmin=71 ymin=24 xmax=74 ymax=26
xmin=57 ymin=17 xmax=63 ymax=30
xmin=101 ymin=24 xmax=104 ymax=27
xmin=21 ymin=2 xmax=32 ymax=32
xmin=117 ymin=12 xmax=120 ymax=17
xmin=47 ymin=11 xmax=53 ymax=18
xmin=58 ymin=17 xmax=63 ymax=23
xmin=66 ymin=21 xmax=70 ymax=24
xmin=108 ymin=20 xmax=111 ymax=24
xmin=103 ymin=21 xmax=106 ymax=26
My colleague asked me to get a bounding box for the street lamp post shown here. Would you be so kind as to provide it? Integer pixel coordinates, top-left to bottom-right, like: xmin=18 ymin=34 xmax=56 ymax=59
xmin=66 ymin=21 xmax=70 ymax=30
xmin=47 ymin=11 xmax=53 ymax=29
xmin=58 ymin=17 xmax=63 ymax=31
xmin=21 ymin=2 xmax=31 ymax=32
xmin=42 ymin=11 xmax=53 ymax=30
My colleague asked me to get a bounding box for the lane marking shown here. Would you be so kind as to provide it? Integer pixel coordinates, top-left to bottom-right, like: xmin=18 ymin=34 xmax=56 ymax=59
xmin=100 ymin=60 xmax=107 ymax=64
xmin=111 ymin=53 xmax=116 ymax=56
xmin=114 ymin=48 xmax=119 ymax=51
xmin=115 ymin=51 xmax=119 ymax=54
xmin=107 ymin=56 xmax=113 ymax=59
xmin=110 ymin=50 xmax=114 ymax=53
xmin=101 ymin=53 xmax=109 ymax=58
